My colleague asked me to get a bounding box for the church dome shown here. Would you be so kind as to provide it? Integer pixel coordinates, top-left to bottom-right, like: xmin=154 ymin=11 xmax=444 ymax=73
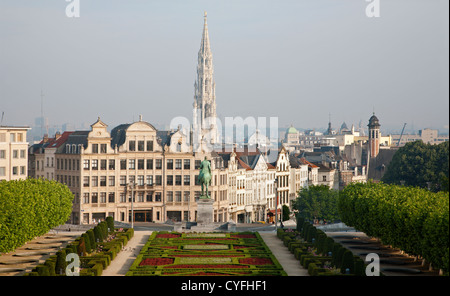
xmin=286 ymin=125 xmax=298 ymax=134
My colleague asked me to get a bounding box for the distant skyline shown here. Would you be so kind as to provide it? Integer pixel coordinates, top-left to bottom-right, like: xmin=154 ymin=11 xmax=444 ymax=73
xmin=1 ymin=0 xmax=448 ymax=135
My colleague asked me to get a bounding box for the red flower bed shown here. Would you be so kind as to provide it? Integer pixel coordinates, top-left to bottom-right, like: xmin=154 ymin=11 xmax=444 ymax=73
xmin=161 ymin=246 xmax=178 ymax=249
xmin=156 ymin=234 xmax=180 ymax=238
xmin=183 ymin=238 xmax=235 ymax=240
xmin=172 ymin=254 xmax=244 ymax=257
xmin=231 ymin=234 xmax=256 ymax=238
xmin=166 ymin=264 xmax=249 ymax=269
xmin=239 ymin=258 xmax=273 ymax=265
xmin=140 ymin=258 xmax=174 ymax=266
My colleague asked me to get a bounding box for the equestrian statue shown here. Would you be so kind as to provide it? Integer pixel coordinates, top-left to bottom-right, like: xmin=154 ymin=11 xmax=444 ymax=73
xmin=198 ymin=157 xmax=212 ymax=199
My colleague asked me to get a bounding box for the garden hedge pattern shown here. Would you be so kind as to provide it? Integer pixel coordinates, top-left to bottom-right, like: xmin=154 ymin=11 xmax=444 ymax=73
xmin=126 ymin=231 xmax=287 ymax=276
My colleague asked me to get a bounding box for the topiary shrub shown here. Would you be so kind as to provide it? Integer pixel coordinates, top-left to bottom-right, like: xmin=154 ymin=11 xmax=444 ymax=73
xmin=77 ymin=237 xmax=87 ymax=257
xmin=340 ymin=250 xmax=355 ymax=274
xmin=106 ymin=216 xmax=115 ymax=232
xmin=87 ymin=229 xmax=96 ymax=250
xmin=94 ymin=226 xmax=103 ymax=243
xmin=55 ymin=250 xmax=67 ymax=275
xmin=35 ymin=264 xmax=50 ymax=276
xmin=82 ymin=233 xmax=91 ymax=253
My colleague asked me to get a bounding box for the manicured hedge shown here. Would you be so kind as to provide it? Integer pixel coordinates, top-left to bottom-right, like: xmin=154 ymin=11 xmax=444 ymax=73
xmin=0 ymin=179 xmax=74 ymax=253
xmin=339 ymin=182 xmax=449 ymax=273
xmin=24 ymin=225 xmax=134 ymax=276
xmin=279 ymin=221 xmax=369 ymax=276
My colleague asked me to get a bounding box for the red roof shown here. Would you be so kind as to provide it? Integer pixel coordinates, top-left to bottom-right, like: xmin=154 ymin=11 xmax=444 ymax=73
xmin=299 ymin=157 xmax=319 ymax=168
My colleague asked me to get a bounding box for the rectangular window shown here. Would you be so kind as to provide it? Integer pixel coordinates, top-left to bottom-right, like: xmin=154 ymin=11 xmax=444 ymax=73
xmin=155 ymin=192 xmax=161 ymax=202
xmin=167 ymin=175 xmax=173 ymax=186
xmin=91 ymin=193 xmax=98 ymax=203
xmin=184 ymin=175 xmax=190 ymax=186
xmin=137 ymin=175 xmax=144 ymax=186
xmin=92 ymin=159 xmax=98 ymax=170
xmin=147 ymin=140 xmax=153 ymax=151
xmin=155 ymin=159 xmax=162 ymax=169
xmin=138 ymin=159 xmax=144 ymax=170
xmin=12 ymin=150 xmax=18 ymax=159
xmin=146 ymin=159 xmax=153 ymax=170
xmin=100 ymin=144 xmax=107 ymax=153
xmin=195 ymin=160 xmax=201 ymax=169
xmin=120 ymin=175 xmax=127 ymax=186
xmin=146 ymin=193 xmax=153 ymax=202
xmin=120 ymin=159 xmax=126 ymax=170
xmin=155 ymin=175 xmax=162 ymax=185
xmin=83 ymin=176 xmax=90 ymax=187
xmin=175 ymin=159 xmax=182 ymax=170
xmin=109 ymin=159 xmax=115 ymax=170
xmin=92 ymin=144 xmax=98 ymax=154
xmin=183 ymin=191 xmax=190 ymax=202
xmin=138 ymin=141 xmax=145 ymax=151
xmin=20 ymin=150 xmax=26 ymax=158
xmin=167 ymin=159 xmax=173 ymax=170
xmin=167 ymin=191 xmax=173 ymax=202
xmin=109 ymin=176 xmax=115 ymax=186
xmin=83 ymin=193 xmax=89 ymax=204
xmin=146 ymin=175 xmax=153 ymax=185
xmin=175 ymin=175 xmax=182 ymax=185
xmin=12 ymin=167 xmax=18 ymax=175
xmin=128 ymin=175 xmax=135 ymax=184
xmin=100 ymin=176 xmax=107 ymax=186
xmin=184 ymin=159 xmax=190 ymax=170
xmin=0 ymin=150 xmax=5 ymax=159
xmin=175 ymin=191 xmax=181 ymax=202
xmin=129 ymin=159 xmax=135 ymax=170
xmin=100 ymin=159 xmax=107 ymax=170
xmin=108 ymin=192 xmax=115 ymax=203
xmin=129 ymin=141 xmax=135 ymax=151
xmin=92 ymin=176 xmax=98 ymax=187
xmin=0 ymin=167 xmax=5 ymax=177
xmin=120 ymin=193 xmax=126 ymax=203
xmin=20 ymin=166 xmax=25 ymax=175
xmin=100 ymin=192 xmax=107 ymax=203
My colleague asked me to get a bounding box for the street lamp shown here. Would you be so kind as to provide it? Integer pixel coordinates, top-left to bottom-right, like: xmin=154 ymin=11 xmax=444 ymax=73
xmin=274 ymin=178 xmax=278 ymax=231
xmin=128 ymin=181 xmax=136 ymax=229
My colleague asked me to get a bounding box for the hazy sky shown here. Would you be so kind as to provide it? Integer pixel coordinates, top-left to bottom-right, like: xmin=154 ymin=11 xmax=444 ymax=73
xmin=0 ymin=0 xmax=448 ymax=135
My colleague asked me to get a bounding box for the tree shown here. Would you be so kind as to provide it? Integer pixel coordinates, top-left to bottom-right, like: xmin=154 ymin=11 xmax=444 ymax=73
xmin=292 ymin=185 xmax=339 ymax=222
xmin=282 ymin=205 xmax=290 ymax=221
xmin=382 ymin=141 xmax=449 ymax=192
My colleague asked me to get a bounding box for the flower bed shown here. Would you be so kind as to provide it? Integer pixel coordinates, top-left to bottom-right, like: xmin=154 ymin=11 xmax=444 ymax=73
xmin=126 ymin=231 xmax=287 ymax=276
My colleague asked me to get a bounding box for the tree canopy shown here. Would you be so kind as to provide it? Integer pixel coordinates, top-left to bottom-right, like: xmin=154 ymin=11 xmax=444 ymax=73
xmin=381 ymin=141 xmax=449 ymax=192
xmin=292 ymin=185 xmax=339 ymax=222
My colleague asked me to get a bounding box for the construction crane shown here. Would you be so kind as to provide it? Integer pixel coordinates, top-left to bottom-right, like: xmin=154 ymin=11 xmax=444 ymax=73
xmin=397 ymin=123 xmax=407 ymax=146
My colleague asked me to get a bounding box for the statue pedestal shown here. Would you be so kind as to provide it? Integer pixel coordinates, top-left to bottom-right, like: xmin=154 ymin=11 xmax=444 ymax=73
xmin=196 ymin=198 xmax=214 ymax=225
xmin=191 ymin=198 xmax=215 ymax=232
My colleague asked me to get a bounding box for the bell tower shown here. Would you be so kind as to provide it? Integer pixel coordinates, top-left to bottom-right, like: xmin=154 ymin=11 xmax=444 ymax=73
xmin=368 ymin=113 xmax=381 ymax=158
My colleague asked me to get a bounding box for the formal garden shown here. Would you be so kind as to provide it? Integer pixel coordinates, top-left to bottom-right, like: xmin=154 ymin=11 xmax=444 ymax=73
xmin=126 ymin=231 xmax=287 ymax=276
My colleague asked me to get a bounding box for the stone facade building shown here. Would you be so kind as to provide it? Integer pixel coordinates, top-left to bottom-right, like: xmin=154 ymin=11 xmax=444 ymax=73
xmin=0 ymin=126 xmax=30 ymax=181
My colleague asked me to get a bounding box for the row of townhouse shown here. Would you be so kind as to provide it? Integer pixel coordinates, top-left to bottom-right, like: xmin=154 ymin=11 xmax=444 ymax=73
xmin=28 ymin=117 xmax=324 ymax=225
